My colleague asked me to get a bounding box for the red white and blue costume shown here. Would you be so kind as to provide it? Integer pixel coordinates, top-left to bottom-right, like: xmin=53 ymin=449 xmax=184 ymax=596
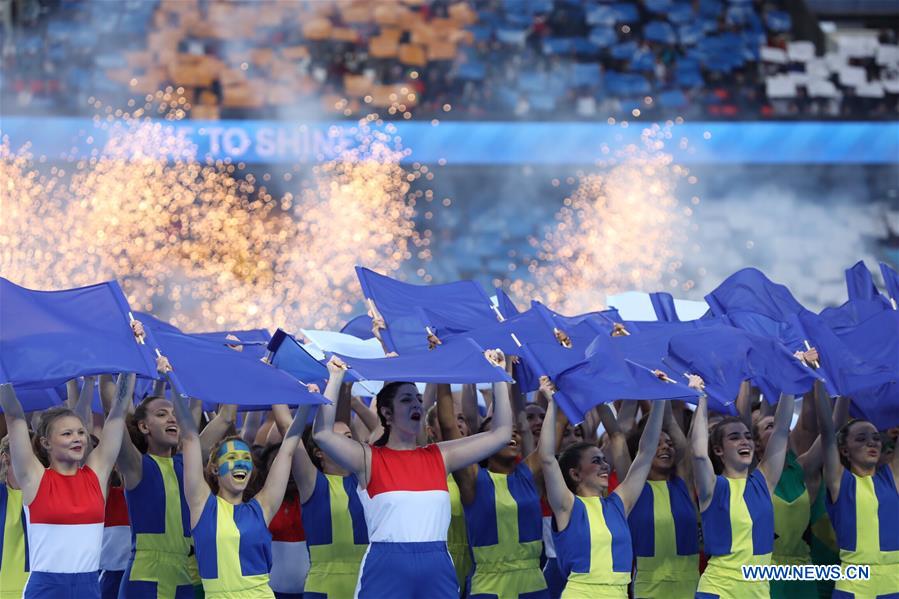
xmin=23 ymin=466 xmax=106 ymax=598
xmin=99 ymin=486 xmax=130 ymax=599
xmin=354 ymin=444 xmax=458 ymax=598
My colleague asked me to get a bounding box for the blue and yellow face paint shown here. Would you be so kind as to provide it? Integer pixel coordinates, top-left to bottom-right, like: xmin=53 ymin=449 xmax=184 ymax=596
xmin=216 ymin=440 xmax=253 ymax=479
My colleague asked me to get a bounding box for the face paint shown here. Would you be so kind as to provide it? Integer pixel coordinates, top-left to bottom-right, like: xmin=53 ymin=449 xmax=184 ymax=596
xmin=216 ymin=440 xmax=253 ymax=478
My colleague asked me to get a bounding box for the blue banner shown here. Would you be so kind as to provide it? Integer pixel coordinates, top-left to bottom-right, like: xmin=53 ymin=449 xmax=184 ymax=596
xmin=0 ymin=116 xmax=895 ymax=165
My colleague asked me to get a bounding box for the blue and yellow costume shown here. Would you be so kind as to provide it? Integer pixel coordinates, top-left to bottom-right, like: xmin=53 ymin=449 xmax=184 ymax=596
xmin=192 ymin=495 xmax=273 ymax=599
xmin=301 ymin=471 xmax=368 ymax=599
xmin=696 ymin=470 xmax=773 ymax=599
xmin=463 ymin=463 xmax=547 ymax=599
xmin=121 ymin=454 xmax=201 ymax=599
xmin=552 ymin=494 xmax=631 ymax=598
xmin=627 ymin=478 xmax=699 ymax=598
xmin=825 ymin=464 xmax=899 ymax=598
xmin=447 ymin=475 xmax=472 ymax=592
xmin=0 ymin=483 xmax=29 ymax=599
xmin=770 ymin=450 xmax=818 ymax=599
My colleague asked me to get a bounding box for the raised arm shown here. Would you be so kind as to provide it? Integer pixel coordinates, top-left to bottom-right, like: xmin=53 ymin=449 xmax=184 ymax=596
xmin=758 ymin=393 xmax=795 ymax=494
xmin=256 ymin=405 xmax=310 ymax=524
xmin=312 ymin=358 xmax=369 ymax=485
xmin=169 ymin=375 xmax=211 ymax=528
xmin=87 ymin=373 xmax=135 ymax=493
xmin=665 ymin=400 xmax=692 ymax=482
xmin=437 ymin=382 xmax=478 ymax=504
xmin=815 ymin=380 xmax=843 ymax=502
xmin=460 ymin=382 xmax=481 ymax=438
xmin=614 ymin=400 xmax=666 ymax=514
xmin=791 ymin=388 xmax=818 ymax=456
xmin=0 ymin=384 xmax=45 ymax=503
xmin=437 ymin=351 xmax=512 ymax=474
xmin=350 ymin=395 xmax=381 ymax=438
xmin=539 ymin=393 xmax=575 ymax=530
xmin=240 ymin=410 xmax=263 ymax=446
xmin=597 ymin=402 xmax=633 ymax=479
xmin=690 ymin=379 xmax=716 ymax=511
xmin=71 ymin=376 xmax=96 ymax=432
xmin=200 ymin=404 xmax=237 ymax=462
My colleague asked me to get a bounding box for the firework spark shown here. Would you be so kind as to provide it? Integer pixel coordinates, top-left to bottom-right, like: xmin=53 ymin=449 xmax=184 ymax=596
xmin=508 ymin=123 xmax=695 ymax=314
xmin=1 ymin=93 xmax=429 ymax=331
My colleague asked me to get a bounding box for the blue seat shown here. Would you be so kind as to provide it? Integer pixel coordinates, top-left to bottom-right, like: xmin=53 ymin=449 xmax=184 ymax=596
xmin=610 ymin=40 xmax=638 ymax=60
xmin=572 ymin=63 xmax=602 ymax=87
xmin=456 ymin=60 xmax=487 ymax=81
xmin=467 ymin=24 xmax=493 ymax=42
xmin=588 ymin=25 xmax=618 ymax=48
xmin=543 ymin=37 xmax=576 ymax=55
xmin=674 ymin=59 xmax=704 ymax=87
xmin=630 ymin=49 xmax=656 ymax=72
xmin=496 ymin=27 xmax=528 ymax=45
xmin=518 ymin=72 xmax=546 ymax=93
xmin=529 ymin=92 xmax=557 ymax=112
xmin=668 ymin=2 xmax=695 ymax=24
xmin=657 ymin=89 xmax=688 ymax=108
xmin=586 ymin=5 xmax=617 ymax=25
xmin=766 ymin=10 xmax=792 ymax=32
xmin=612 ymin=3 xmax=640 ymax=23
xmin=644 ymin=21 xmax=676 ymax=44
xmin=644 ymin=0 xmax=674 ymax=13
xmin=678 ymin=23 xmax=704 ymax=45
xmin=572 ymin=37 xmax=602 ymax=57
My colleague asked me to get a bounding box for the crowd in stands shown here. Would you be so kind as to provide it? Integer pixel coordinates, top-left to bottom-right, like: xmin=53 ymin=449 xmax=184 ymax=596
xmin=1 ymin=0 xmax=897 ymax=120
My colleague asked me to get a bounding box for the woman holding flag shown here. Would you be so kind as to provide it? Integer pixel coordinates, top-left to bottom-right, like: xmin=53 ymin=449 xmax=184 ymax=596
xmin=0 ymin=374 xmax=134 ymax=599
xmin=538 ymin=376 xmax=666 ymax=598
xmin=313 ymin=353 xmax=513 ymax=598
xmin=691 ymin=378 xmax=795 ymax=598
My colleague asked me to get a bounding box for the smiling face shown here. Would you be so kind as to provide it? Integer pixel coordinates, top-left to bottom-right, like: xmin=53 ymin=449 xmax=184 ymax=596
xmin=561 ymin=422 xmax=584 ymax=451
xmin=713 ymin=420 xmax=754 ymax=472
xmin=569 ymin=446 xmax=610 ymax=495
xmin=215 ymin=439 xmax=254 ymax=494
xmin=840 ymin=420 xmax=881 ymax=471
xmin=43 ymin=415 xmax=88 ymax=466
xmin=651 ymin=430 xmax=675 ymax=473
xmin=495 ymin=425 xmax=523 ymax=461
xmin=137 ymin=398 xmax=180 ymax=451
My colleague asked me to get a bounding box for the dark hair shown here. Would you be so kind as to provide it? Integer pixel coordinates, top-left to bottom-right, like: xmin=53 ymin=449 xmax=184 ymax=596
xmin=204 ymin=434 xmax=258 ymax=499
xmin=33 ymin=407 xmax=81 ymax=466
xmin=625 ymin=418 xmax=646 ymax=460
xmin=372 ymin=382 xmax=413 ymax=447
xmin=302 ymin=424 xmax=323 ymax=470
xmin=127 ymin=395 xmax=167 ymax=454
xmin=709 ymin=416 xmax=749 ymax=474
xmin=558 ymin=442 xmax=597 ymax=493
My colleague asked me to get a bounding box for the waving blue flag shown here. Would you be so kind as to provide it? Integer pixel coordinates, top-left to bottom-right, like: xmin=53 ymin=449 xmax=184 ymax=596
xmin=268 ymin=328 xmax=362 ymax=388
xmin=0 ymin=278 xmax=158 ymax=389
xmin=819 ymin=299 xmax=889 ymax=335
xmin=704 ymin=268 xmax=809 ymax=351
xmin=332 ymin=337 xmax=512 ymax=384
xmin=137 ymin=315 xmax=326 ymax=409
xmin=880 ymin=262 xmax=899 ymax=308
xmin=356 ymin=267 xmax=499 ymax=353
xmin=650 ymin=292 xmax=680 ymax=322
xmin=494 ymin=288 xmax=521 ymax=319
xmin=193 ymin=328 xmax=271 ymax=360
xmin=845 ymin=261 xmax=889 ymax=306
xmin=537 ymin=333 xmax=699 ymax=423
xmin=340 ymin=314 xmax=375 ymax=340
xmin=665 ymin=325 xmax=820 ymax=413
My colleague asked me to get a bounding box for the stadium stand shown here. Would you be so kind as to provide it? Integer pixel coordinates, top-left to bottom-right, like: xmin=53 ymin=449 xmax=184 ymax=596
xmin=0 ymin=0 xmax=896 ymax=120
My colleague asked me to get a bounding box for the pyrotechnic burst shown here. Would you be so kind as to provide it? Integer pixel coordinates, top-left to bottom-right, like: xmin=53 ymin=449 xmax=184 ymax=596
xmin=1 ymin=91 xmax=429 ymax=331
xmin=508 ymin=123 xmax=695 ymax=314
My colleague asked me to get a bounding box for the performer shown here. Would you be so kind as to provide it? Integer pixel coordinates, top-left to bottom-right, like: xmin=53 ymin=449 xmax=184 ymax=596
xmin=99 ymin=481 xmax=130 ymax=599
xmin=624 ymin=399 xmax=700 ymax=599
xmin=691 ymin=380 xmax=795 ymax=599
xmin=172 ymin=377 xmax=308 ymax=599
xmin=818 ymin=387 xmax=899 ymax=598
xmin=0 ymin=436 xmax=29 ymax=599
xmin=114 ymin=362 xmax=235 ymax=598
xmin=0 ymin=375 xmax=134 ymax=599
xmin=313 ymin=354 xmax=513 ymax=599
xmin=539 ymin=378 xmax=666 ymax=598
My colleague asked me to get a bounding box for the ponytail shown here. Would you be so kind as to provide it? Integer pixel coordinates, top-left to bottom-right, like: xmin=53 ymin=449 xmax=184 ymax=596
xmin=372 ymin=382 xmax=410 ymax=447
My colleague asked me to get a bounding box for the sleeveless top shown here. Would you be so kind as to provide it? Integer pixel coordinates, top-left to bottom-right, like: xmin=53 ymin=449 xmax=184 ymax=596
xmin=23 ymin=466 xmax=105 ymax=573
xmin=627 ymin=477 xmax=700 ymax=583
xmin=192 ymin=495 xmax=272 ymax=595
xmin=357 ymin=444 xmax=450 ymax=543
xmin=100 ymin=485 xmax=131 ymax=571
xmin=268 ymin=492 xmax=308 ymax=594
xmin=552 ymin=494 xmax=632 ymax=588
xmin=825 ymin=465 xmax=899 ymax=565
xmin=446 ymin=475 xmax=472 ymax=587
xmin=700 ymin=470 xmax=774 ymax=579
xmin=772 ymin=450 xmax=812 ymax=565
xmin=124 ymin=454 xmax=194 ymax=557
xmin=0 ymin=484 xmax=29 ymax=596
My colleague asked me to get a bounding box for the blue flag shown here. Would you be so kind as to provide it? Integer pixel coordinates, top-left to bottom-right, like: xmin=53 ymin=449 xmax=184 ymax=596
xmin=0 ymin=278 xmax=158 ymax=389
xmin=138 ymin=315 xmax=327 ymax=409
xmin=819 ymin=299 xmax=890 ymax=336
xmin=331 ymin=337 xmax=513 ymax=384
xmin=880 ymin=262 xmax=899 ymax=308
xmin=268 ymin=329 xmax=334 ymax=387
xmin=665 ymin=325 xmax=820 ymax=413
xmin=650 ymin=292 xmax=680 ymax=322
xmin=538 ymin=333 xmax=699 ymax=423
xmin=193 ymin=329 xmax=271 ymax=360
xmin=494 ymin=288 xmax=521 ymax=319
xmin=704 ymin=268 xmax=809 ymax=351
xmin=845 ymin=261 xmax=890 ymax=307
xmin=356 ymin=267 xmax=499 ymax=353
xmin=340 ymin=314 xmax=375 ymax=340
